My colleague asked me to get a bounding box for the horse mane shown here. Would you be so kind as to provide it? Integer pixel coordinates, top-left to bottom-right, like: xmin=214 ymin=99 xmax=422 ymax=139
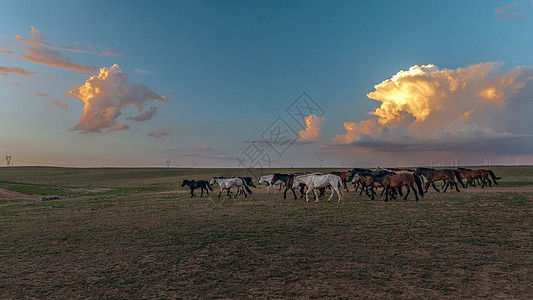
xmin=457 ymin=167 xmax=472 ymax=171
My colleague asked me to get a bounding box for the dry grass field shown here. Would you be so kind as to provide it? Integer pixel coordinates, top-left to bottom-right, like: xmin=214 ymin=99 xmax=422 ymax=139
xmin=0 ymin=167 xmax=532 ymax=298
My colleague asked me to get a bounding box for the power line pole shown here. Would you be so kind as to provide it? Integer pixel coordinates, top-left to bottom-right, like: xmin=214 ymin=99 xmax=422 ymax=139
xmin=5 ymin=155 xmax=12 ymax=167
xmin=166 ymin=160 xmax=171 ymax=167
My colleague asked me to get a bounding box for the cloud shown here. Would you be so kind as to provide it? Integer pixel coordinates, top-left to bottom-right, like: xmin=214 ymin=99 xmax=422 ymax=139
xmin=35 ymin=92 xmax=48 ymax=97
xmin=135 ymin=68 xmax=152 ymax=75
xmin=333 ymin=62 xmax=533 ymax=154
xmin=126 ymin=106 xmax=158 ymax=122
xmin=68 ymin=64 xmax=168 ymax=133
xmin=495 ymin=1 xmax=520 ymax=14
xmin=147 ymin=129 xmax=173 ymax=139
xmin=0 ymin=66 xmax=34 ymax=76
xmin=299 ymin=114 xmax=325 ymax=142
xmin=495 ymin=1 xmax=526 ymax=21
xmin=14 ymin=27 xmax=98 ymax=73
xmin=10 ymin=26 xmax=120 ymax=72
xmin=51 ymin=100 xmax=68 ymax=109
xmin=195 ymin=145 xmax=213 ymax=152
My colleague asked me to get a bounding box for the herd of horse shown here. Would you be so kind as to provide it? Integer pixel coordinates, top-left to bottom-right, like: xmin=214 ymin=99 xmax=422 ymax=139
xmin=180 ymin=167 xmax=501 ymax=203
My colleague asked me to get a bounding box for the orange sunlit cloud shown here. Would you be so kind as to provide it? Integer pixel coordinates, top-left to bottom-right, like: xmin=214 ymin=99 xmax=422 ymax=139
xmin=148 ymin=129 xmax=173 ymax=139
xmin=69 ymin=64 xmax=167 ymax=133
xmin=333 ymin=62 xmax=532 ymax=146
xmin=0 ymin=65 xmax=34 ymax=76
xmin=299 ymin=114 xmax=326 ymax=142
xmin=51 ymin=100 xmax=68 ymax=109
xmin=195 ymin=145 xmax=213 ymax=152
xmin=13 ymin=26 xmax=98 ymax=73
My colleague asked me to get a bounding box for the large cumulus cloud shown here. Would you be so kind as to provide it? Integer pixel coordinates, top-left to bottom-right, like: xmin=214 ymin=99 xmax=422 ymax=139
xmin=68 ymin=64 xmax=167 ymax=133
xmin=333 ymin=62 xmax=533 ymax=154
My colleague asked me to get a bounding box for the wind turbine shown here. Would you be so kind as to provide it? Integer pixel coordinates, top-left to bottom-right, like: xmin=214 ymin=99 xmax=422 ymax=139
xmin=318 ymin=158 xmax=325 ymax=168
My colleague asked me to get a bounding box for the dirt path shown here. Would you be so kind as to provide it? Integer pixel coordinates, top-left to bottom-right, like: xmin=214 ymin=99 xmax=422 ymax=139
xmin=0 ymin=188 xmax=35 ymax=200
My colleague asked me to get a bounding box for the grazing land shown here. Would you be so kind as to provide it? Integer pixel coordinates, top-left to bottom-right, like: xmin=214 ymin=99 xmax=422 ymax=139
xmin=0 ymin=166 xmax=532 ymax=299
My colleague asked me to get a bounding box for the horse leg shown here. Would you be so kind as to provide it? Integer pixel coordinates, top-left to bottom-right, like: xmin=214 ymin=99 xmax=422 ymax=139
xmin=410 ymin=183 xmax=419 ymax=201
xmin=200 ymin=187 xmax=204 ymax=197
xmin=335 ymin=185 xmax=342 ymax=203
xmin=424 ymin=182 xmax=430 ymax=193
xmin=190 ymin=188 xmax=195 ymax=198
xmin=442 ymin=181 xmax=449 ymax=193
xmin=431 ymin=182 xmax=440 ymax=193
xmin=454 ymin=181 xmax=460 ymax=192
xmin=326 ymin=186 xmax=334 ymax=202
xmin=291 ymin=188 xmax=297 ymax=200
xmin=384 ymin=187 xmax=389 ymax=202
xmin=403 ymin=185 xmax=411 ymax=200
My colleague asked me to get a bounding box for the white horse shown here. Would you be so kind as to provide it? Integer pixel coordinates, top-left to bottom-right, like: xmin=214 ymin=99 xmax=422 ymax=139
xmin=258 ymin=175 xmax=284 ymax=194
xmin=293 ymin=174 xmax=344 ymax=203
xmin=209 ymin=177 xmax=253 ymax=199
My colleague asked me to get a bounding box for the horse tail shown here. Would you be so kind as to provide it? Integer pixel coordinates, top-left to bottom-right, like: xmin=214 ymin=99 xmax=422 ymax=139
xmin=454 ymin=170 xmax=466 ymax=188
xmin=488 ymin=170 xmax=500 ymax=184
xmin=243 ymin=180 xmax=253 ymax=195
xmin=414 ymin=175 xmax=424 ymax=197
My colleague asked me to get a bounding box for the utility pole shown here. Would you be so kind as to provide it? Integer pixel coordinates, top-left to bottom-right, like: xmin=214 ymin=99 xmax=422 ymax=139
xmin=166 ymin=160 xmax=171 ymax=167
xmin=5 ymin=155 xmax=12 ymax=167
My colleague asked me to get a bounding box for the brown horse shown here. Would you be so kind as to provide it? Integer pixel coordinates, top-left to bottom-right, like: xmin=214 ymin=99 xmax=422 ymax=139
xmin=414 ymin=167 xmax=465 ymax=192
xmin=380 ymin=173 xmax=424 ymax=202
xmin=456 ymin=168 xmax=500 ymax=188
xmin=330 ymin=171 xmax=352 ymax=192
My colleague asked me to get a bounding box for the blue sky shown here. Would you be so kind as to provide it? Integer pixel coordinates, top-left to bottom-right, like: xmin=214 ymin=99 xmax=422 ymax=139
xmin=1 ymin=0 xmax=533 ymax=167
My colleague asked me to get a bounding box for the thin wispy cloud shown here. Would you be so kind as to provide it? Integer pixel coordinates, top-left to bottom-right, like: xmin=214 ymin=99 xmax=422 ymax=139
xmin=6 ymin=26 xmax=121 ymax=72
xmin=496 ymin=1 xmax=526 ymax=21
xmin=35 ymin=92 xmax=48 ymax=97
xmin=68 ymin=64 xmax=168 ymax=133
xmin=135 ymin=68 xmax=152 ymax=75
xmin=0 ymin=66 xmax=34 ymax=76
xmin=195 ymin=145 xmax=213 ymax=152
xmin=147 ymin=129 xmax=173 ymax=139
xmin=14 ymin=27 xmax=97 ymax=73
xmin=51 ymin=100 xmax=68 ymax=109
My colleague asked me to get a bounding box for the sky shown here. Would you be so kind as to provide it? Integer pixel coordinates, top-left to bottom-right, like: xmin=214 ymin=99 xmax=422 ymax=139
xmin=1 ymin=0 xmax=533 ymax=168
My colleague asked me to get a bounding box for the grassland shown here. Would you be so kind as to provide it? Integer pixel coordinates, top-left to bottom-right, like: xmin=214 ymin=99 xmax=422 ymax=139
xmin=0 ymin=166 xmax=532 ymax=299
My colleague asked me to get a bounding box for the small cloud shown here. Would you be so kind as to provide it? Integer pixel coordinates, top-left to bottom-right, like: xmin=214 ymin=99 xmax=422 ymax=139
xmin=12 ymin=82 xmax=23 ymax=88
xmin=135 ymin=68 xmax=152 ymax=75
xmin=147 ymin=129 xmax=173 ymax=139
xmin=51 ymin=100 xmax=68 ymax=109
xmin=108 ymin=124 xmax=130 ymax=132
xmin=495 ymin=1 xmax=520 ymax=14
xmin=100 ymin=50 xmax=121 ymax=56
xmin=30 ymin=25 xmax=44 ymax=38
xmin=35 ymin=92 xmax=48 ymax=97
xmin=126 ymin=106 xmax=158 ymax=122
xmin=495 ymin=1 xmax=526 ymax=21
xmin=195 ymin=145 xmax=213 ymax=152
xmin=0 ymin=65 xmax=34 ymax=76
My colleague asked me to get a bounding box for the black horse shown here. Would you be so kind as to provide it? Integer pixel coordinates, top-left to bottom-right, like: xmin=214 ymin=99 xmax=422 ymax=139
xmin=271 ymin=173 xmax=297 ymax=200
xmin=239 ymin=177 xmax=256 ymax=188
xmin=181 ymin=179 xmax=212 ymax=198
